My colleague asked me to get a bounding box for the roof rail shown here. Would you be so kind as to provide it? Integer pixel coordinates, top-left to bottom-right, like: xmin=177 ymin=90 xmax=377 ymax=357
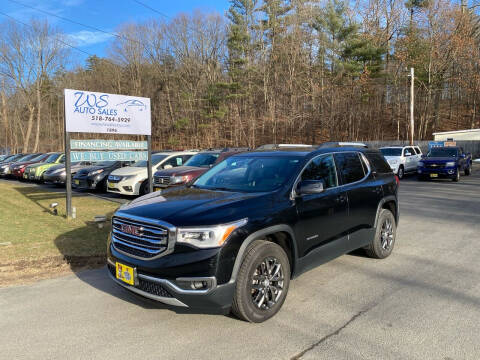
xmin=255 ymin=144 xmax=313 ymax=150
xmin=317 ymin=142 xmax=368 ymax=149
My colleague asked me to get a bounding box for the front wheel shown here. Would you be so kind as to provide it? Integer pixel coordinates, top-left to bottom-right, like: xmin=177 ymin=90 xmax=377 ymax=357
xmin=452 ymin=170 xmax=460 ymax=182
xmin=365 ymin=209 xmax=396 ymax=259
xmin=397 ymin=166 xmax=404 ymax=179
xmin=232 ymin=240 xmax=290 ymax=323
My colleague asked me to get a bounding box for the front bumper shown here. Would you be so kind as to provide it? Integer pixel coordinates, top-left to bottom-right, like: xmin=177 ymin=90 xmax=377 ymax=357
xmin=43 ymin=173 xmax=66 ymax=184
xmin=72 ymin=175 xmax=103 ymax=190
xmin=107 ymin=179 xmax=141 ymax=195
xmin=417 ymin=166 xmax=457 ymax=178
xmin=106 ymin=257 xmax=235 ymax=311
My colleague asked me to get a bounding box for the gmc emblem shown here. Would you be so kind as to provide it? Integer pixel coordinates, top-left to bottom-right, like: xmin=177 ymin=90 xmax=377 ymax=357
xmin=121 ymin=224 xmax=143 ymax=236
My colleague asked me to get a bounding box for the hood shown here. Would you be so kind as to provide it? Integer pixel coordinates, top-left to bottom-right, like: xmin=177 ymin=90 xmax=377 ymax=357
xmin=422 ymin=157 xmax=457 ymax=163
xmin=26 ymin=162 xmax=48 ymax=170
xmin=154 ymin=166 xmax=205 ymax=177
xmin=110 ymin=166 xmax=145 ymax=177
xmin=76 ymin=165 xmax=113 ymax=176
xmin=116 ymin=187 xmax=273 ymax=227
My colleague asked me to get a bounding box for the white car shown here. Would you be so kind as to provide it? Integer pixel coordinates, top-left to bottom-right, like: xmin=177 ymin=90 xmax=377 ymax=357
xmin=379 ymin=145 xmax=423 ymax=179
xmin=107 ymin=151 xmax=197 ymax=196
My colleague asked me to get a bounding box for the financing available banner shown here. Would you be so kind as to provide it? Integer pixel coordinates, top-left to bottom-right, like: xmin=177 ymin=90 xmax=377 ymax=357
xmin=64 ymin=89 xmax=151 ymax=135
xmin=70 ymin=139 xmax=148 ymax=150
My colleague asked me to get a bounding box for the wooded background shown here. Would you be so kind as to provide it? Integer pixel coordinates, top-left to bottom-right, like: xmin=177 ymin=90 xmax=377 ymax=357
xmin=1 ymin=0 xmax=480 ymax=153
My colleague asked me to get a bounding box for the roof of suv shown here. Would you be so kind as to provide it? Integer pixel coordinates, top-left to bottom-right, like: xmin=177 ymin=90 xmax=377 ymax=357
xmin=237 ymin=146 xmax=374 ymax=158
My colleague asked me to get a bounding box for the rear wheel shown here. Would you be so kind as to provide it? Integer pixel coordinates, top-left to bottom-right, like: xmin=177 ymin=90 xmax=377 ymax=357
xmin=365 ymin=209 xmax=396 ymax=259
xmin=232 ymin=240 xmax=290 ymax=323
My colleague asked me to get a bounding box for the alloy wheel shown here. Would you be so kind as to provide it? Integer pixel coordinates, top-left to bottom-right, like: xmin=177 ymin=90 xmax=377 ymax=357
xmin=251 ymin=257 xmax=284 ymax=310
xmin=380 ymin=218 xmax=394 ymax=250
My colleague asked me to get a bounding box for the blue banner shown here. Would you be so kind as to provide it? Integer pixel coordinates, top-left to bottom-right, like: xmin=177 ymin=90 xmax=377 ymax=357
xmin=71 ymin=151 xmax=147 ymax=162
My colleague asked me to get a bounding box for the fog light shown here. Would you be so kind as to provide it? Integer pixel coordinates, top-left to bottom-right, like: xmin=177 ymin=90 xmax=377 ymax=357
xmin=192 ymin=281 xmax=207 ymax=290
xmin=448 ymin=170 xmax=454 ymax=174
xmin=123 ymin=186 xmax=133 ymax=192
xmin=175 ymin=278 xmax=215 ymax=291
xmin=417 ymin=169 xmax=422 ymax=174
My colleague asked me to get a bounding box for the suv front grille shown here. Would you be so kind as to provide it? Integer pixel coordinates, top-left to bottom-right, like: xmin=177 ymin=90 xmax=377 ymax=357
xmin=425 ymin=163 xmax=445 ymax=169
xmin=112 ymin=217 xmax=168 ymax=259
xmin=154 ymin=176 xmax=170 ymax=186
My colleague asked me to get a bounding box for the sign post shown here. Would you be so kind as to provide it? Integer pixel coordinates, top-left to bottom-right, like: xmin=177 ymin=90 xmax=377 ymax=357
xmin=64 ymin=89 xmax=151 ymax=218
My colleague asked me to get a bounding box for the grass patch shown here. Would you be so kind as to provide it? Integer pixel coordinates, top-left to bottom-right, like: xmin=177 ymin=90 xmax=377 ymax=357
xmin=0 ymin=181 xmax=120 ymax=286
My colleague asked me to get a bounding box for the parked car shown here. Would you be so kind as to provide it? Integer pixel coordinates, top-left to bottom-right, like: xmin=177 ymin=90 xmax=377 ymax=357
xmin=24 ymin=153 xmax=65 ymax=182
xmin=73 ymin=160 xmax=134 ymax=191
xmin=0 ymin=154 xmax=8 ymax=161
xmin=417 ymin=146 xmax=472 ymax=182
xmin=152 ymin=149 xmax=248 ymax=191
xmin=0 ymin=154 xmax=29 ymax=177
xmin=107 ymin=151 xmax=197 ymax=196
xmin=43 ymin=161 xmax=96 ymax=185
xmin=107 ymin=145 xmax=399 ymax=322
xmin=10 ymin=153 xmax=47 ymax=179
xmin=379 ymin=145 xmax=422 ymax=179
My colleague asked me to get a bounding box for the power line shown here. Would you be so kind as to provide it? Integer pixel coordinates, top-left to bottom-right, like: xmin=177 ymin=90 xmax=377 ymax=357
xmin=7 ymin=0 xmax=146 ymax=48
xmin=0 ymin=10 xmax=94 ymax=57
xmin=132 ymin=0 xmax=173 ymax=19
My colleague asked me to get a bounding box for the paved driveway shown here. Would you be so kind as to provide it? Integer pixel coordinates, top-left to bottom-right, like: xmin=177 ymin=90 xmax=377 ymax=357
xmin=1 ymin=168 xmax=479 ymax=359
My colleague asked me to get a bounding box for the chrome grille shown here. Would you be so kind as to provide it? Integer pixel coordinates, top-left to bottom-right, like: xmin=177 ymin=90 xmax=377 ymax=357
xmin=154 ymin=176 xmax=170 ymax=186
xmin=425 ymin=163 xmax=445 ymax=169
xmin=112 ymin=217 xmax=168 ymax=259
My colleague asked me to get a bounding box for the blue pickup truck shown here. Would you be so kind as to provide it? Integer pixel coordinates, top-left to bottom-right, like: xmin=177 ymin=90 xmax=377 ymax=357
xmin=417 ymin=146 xmax=472 ymax=182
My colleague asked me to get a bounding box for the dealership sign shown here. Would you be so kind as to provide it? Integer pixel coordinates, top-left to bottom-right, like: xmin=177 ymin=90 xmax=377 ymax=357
xmin=64 ymin=89 xmax=151 ymax=135
xmin=70 ymin=151 xmax=147 ymax=162
xmin=70 ymin=139 xmax=147 ymax=150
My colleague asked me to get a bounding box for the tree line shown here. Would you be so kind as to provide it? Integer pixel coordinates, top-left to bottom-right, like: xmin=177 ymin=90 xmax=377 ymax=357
xmin=1 ymin=0 xmax=480 ymax=153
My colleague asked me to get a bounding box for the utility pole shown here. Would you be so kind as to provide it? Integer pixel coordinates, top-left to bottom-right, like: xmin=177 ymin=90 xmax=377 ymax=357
xmin=410 ymin=67 xmax=414 ymax=145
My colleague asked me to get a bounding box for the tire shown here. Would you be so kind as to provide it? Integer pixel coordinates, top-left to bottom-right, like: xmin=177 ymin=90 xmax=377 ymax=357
xmin=231 ymin=240 xmax=290 ymax=323
xmin=465 ymin=165 xmax=471 ymax=176
xmin=452 ymin=170 xmax=460 ymax=182
xmin=365 ymin=209 xmax=396 ymax=259
xmin=397 ymin=166 xmax=404 ymax=179
xmin=139 ymin=180 xmax=149 ymax=196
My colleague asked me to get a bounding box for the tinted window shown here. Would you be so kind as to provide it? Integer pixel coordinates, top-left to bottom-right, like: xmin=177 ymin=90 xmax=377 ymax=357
xmin=403 ymin=147 xmax=414 ymax=156
xmin=380 ymin=148 xmax=402 ymax=156
xmin=301 ymin=154 xmax=337 ymax=189
xmin=194 ymin=156 xmax=301 ymax=193
xmin=365 ymin=152 xmax=392 ymax=173
xmin=185 ymin=153 xmax=220 ymax=167
xmin=414 ymin=147 xmax=421 ymax=154
xmin=334 ymin=152 xmax=365 ymax=184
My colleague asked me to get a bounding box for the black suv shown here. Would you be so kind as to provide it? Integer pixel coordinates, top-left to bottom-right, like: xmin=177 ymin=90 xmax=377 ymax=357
xmin=107 ymin=146 xmax=399 ymax=322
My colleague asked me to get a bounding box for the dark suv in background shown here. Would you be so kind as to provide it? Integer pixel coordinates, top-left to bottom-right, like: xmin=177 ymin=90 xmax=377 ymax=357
xmin=108 ymin=146 xmax=399 ymax=322
xmin=152 ymin=148 xmax=248 ymax=190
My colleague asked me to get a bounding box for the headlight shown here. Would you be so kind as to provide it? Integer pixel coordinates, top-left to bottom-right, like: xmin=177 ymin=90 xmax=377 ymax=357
xmin=177 ymin=218 xmax=247 ymax=249
xmin=446 ymin=162 xmax=455 ymax=167
xmin=418 ymin=161 xmax=424 ymax=167
xmin=170 ymin=175 xmax=193 ymax=184
xmin=88 ymin=169 xmax=104 ymax=176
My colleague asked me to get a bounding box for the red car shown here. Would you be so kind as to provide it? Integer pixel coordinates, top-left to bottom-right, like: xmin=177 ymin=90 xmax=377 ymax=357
xmin=153 ymin=148 xmax=248 ymax=190
xmin=10 ymin=153 xmax=48 ymax=179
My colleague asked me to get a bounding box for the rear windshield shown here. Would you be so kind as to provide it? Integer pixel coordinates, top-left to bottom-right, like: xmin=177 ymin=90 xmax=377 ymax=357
xmin=380 ymin=148 xmax=402 ymax=156
xmin=428 ymin=148 xmax=458 ymax=157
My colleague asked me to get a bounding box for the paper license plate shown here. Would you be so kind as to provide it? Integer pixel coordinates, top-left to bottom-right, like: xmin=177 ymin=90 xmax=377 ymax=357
xmin=74 ymin=179 xmax=80 ymax=185
xmin=430 ymin=173 xmax=438 ymax=178
xmin=115 ymin=262 xmax=135 ymax=285
xmin=154 ymin=187 xmax=161 ymax=192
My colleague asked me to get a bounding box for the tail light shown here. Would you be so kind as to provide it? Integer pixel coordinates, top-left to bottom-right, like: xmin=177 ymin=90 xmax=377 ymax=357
xmin=394 ymin=175 xmax=400 ymax=185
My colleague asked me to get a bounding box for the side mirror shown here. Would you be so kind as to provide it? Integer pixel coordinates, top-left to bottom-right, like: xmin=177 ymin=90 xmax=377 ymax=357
xmin=297 ymin=180 xmax=324 ymax=195
xmin=461 ymin=153 xmax=466 ymax=158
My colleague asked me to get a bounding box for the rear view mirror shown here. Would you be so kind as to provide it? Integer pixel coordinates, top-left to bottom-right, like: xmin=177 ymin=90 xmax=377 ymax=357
xmin=297 ymin=180 xmax=324 ymax=195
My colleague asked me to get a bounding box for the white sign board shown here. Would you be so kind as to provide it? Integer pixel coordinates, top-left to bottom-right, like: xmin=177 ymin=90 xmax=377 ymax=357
xmin=64 ymin=89 xmax=151 ymax=135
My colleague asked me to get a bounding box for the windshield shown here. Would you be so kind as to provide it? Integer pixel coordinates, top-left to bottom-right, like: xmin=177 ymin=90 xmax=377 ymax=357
xmin=380 ymin=148 xmax=402 ymax=156
xmin=132 ymin=154 xmax=167 ymax=167
xmin=185 ymin=153 xmax=220 ymax=168
xmin=193 ymin=156 xmax=302 ymax=193
xmin=30 ymin=154 xmax=46 ymax=162
xmin=428 ymin=148 xmax=458 ymax=157
xmin=6 ymin=154 xmax=23 ymax=162
xmin=17 ymin=154 xmax=38 ymax=162
xmin=45 ymin=154 xmax=61 ymax=163
xmin=94 ymin=161 xmax=116 ymax=167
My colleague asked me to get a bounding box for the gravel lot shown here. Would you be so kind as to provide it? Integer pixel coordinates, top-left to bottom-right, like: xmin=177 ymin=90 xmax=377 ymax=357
xmin=1 ymin=167 xmax=479 ymax=360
